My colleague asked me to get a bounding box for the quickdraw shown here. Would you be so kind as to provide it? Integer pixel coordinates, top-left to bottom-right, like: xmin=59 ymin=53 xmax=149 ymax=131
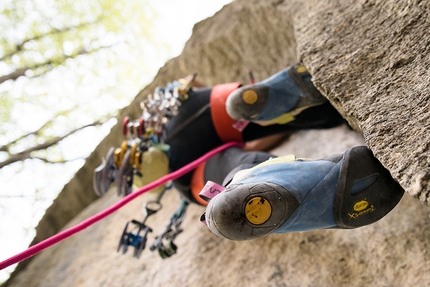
xmin=150 ymin=199 xmax=189 ymax=259
xmin=116 ymin=180 xmax=190 ymax=260
xmin=117 ymin=184 xmax=171 ymax=258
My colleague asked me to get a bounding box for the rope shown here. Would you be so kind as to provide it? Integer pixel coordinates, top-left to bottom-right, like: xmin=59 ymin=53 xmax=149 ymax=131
xmin=0 ymin=141 xmax=244 ymax=270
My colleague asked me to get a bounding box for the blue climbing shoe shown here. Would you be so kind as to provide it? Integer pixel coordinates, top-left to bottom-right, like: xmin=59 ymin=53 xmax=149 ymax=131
xmin=202 ymin=146 xmax=404 ymax=241
xmin=226 ymin=63 xmax=327 ymax=125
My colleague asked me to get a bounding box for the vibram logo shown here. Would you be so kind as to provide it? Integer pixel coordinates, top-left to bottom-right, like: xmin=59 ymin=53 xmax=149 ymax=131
xmin=295 ymin=65 xmax=307 ymax=73
xmin=348 ymin=200 xmax=375 ymax=219
xmin=353 ymin=199 xmax=369 ymax=212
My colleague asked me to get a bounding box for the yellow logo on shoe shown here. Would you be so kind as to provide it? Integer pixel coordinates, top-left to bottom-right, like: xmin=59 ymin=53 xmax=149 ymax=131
xmin=348 ymin=199 xmax=375 ymax=219
xmin=245 ymin=196 xmax=272 ymax=225
xmin=242 ymin=90 xmax=258 ymax=104
xmin=353 ymin=200 xmax=369 ymax=212
xmin=295 ymin=65 xmax=308 ymax=73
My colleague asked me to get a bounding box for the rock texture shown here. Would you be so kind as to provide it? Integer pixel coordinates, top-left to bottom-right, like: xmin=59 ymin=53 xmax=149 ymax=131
xmin=4 ymin=0 xmax=430 ymax=286
xmin=294 ymin=0 xmax=430 ymax=204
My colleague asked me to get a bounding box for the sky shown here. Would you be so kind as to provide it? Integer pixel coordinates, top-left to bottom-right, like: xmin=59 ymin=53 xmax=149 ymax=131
xmin=0 ymin=0 xmax=232 ymax=282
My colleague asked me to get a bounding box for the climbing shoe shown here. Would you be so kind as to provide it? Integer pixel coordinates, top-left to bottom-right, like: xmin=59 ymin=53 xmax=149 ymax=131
xmin=201 ymin=146 xmax=404 ymax=241
xmin=226 ymin=63 xmax=327 ymax=125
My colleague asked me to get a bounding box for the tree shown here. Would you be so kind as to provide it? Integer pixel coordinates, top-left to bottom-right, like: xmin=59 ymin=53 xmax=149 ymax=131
xmin=0 ymin=0 xmax=161 ymax=169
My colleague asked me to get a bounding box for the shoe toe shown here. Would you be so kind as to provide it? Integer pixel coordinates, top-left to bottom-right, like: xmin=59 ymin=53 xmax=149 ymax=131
xmin=226 ymin=85 xmax=269 ymax=120
xmin=205 ymin=182 xmax=299 ymax=241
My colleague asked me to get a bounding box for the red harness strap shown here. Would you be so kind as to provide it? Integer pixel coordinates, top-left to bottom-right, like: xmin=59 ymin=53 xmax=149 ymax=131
xmin=190 ymin=161 xmax=208 ymax=206
xmin=190 ymin=83 xmax=243 ymax=204
xmin=210 ymin=83 xmax=243 ymax=143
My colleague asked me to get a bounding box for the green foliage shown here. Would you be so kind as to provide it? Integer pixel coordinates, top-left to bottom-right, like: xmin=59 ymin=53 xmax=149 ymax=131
xmin=0 ymin=0 xmax=163 ymax=163
xmin=0 ymin=0 xmax=154 ymax=66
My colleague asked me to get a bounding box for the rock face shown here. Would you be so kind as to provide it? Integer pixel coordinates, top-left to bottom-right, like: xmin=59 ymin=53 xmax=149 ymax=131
xmin=295 ymin=0 xmax=430 ymax=204
xmin=5 ymin=0 xmax=429 ymax=286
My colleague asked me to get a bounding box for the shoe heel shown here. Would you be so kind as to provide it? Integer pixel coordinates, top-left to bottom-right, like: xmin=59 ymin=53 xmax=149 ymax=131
xmin=334 ymin=146 xmax=404 ymax=228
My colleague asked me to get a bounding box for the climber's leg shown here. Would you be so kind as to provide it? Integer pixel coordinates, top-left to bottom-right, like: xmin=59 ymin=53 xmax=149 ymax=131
xmin=202 ymin=146 xmax=404 ymax=241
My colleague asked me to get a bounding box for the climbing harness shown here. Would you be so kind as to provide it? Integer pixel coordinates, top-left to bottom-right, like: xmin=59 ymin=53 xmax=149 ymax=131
xmin=109 ymin=71 xmax=257 ymax=258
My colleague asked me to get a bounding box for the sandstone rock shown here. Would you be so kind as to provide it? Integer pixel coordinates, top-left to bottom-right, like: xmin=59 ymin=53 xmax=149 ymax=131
xmin=294 ymin=0 xmax=430 ymax=204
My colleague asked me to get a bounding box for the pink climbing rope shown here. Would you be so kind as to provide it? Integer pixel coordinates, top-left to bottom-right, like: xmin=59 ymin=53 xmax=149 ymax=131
xmin=0 ymin=141 xmax=244 ymax=270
